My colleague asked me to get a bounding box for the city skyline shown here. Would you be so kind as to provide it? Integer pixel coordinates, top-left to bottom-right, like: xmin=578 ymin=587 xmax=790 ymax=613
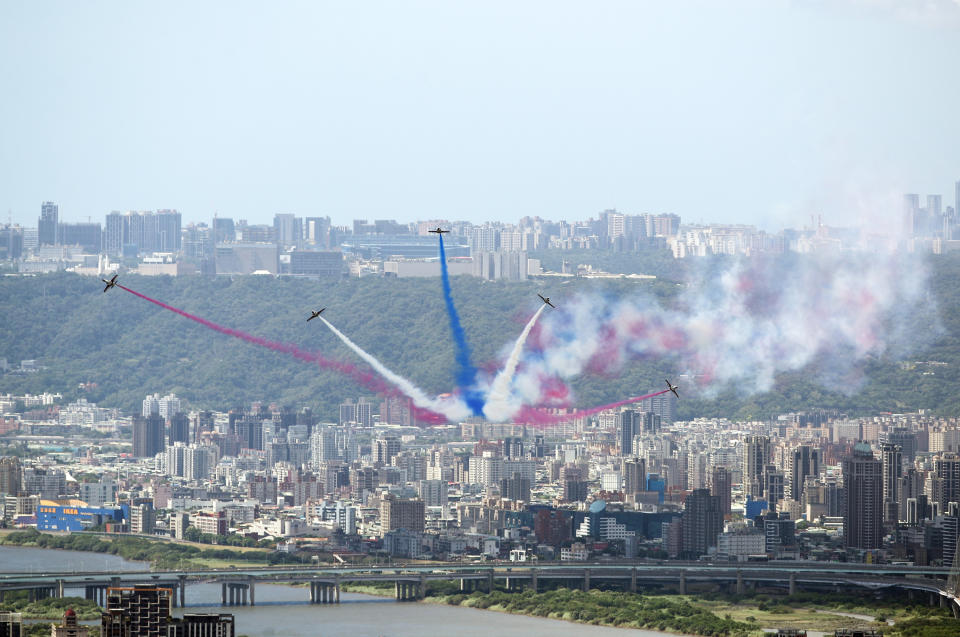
xmin=3 ymin=2 xmax=960 ymax=229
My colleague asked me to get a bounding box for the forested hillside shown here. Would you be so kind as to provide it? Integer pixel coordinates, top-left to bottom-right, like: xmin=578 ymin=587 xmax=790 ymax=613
xmin=1 ymin=253 xmax=959 ymax=422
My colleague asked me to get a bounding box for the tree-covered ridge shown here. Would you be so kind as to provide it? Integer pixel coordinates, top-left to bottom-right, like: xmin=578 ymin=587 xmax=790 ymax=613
xmin=0 ymin=252 xmax=959 ymax=421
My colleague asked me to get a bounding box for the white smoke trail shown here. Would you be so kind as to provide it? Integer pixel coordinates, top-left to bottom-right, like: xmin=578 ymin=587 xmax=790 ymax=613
xmin=319 ymin=317 xmax=471 ymax=421
xmin=508 ymin=248 xmax=936 ymax=409
xmin=483 ymin=304 xmax=546 ymax=422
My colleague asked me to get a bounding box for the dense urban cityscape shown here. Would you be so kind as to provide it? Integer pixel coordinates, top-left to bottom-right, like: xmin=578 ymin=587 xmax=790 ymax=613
xmin=4 ymin=1 xmax=960 ymax=636
xmin=1 ymin=185 xmax=960 ymax=636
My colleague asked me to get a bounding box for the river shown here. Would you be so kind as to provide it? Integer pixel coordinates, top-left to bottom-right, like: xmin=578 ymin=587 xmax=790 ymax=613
xmin=0 ymin=546 xmax=687 ymax=636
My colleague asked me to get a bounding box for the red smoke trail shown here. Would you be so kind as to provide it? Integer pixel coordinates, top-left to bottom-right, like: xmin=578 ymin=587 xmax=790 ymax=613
xmin=117 ymin=284 xmax=448 ymax=421
xmin=516 ymin=388 xmax=672 ymax=427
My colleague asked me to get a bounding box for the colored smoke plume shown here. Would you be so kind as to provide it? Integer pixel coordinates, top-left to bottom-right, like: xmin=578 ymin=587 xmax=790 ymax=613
xmin=317 ymin=316 xmax=471 ymax=421
xmin=508 ymin=249 xmax=935 ymax=412
xmin=482 ymin=304 xmax=546 ymax=422
xmin=117 ymin=284 xmax=451 ymax=421
xmin=438 ymin=235 xmax=484 ymax=415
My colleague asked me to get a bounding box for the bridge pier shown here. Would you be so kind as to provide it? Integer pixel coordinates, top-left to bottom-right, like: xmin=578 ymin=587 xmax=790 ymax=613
xmin=583 ymin=569 xmax=591 ymax=592
xmin=630 ymin=568 xmax=637 ymax=594
xmin=531 ymin=569 xmax=539 ymax=593
xmin=487 ymin=570 xmax=494 ymax=593
xmin=179 ymin=575 xmax=186 ymax=609
xmin=679 ymin=572 xmax=687 ymax=595
xmin=736 ymin=570 xmax=744 ymax=596
xmin=460 ymin=578 xmax=471 ymax=592
xmin=953 ymin=600 xmax=960 ymax=620
xmin=789 ymin=573 xmax=796 ymax=596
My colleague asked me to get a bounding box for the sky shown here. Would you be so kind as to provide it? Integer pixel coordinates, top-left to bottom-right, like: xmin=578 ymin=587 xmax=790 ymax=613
xmin=1 ymin=0 xmax=959 ymax=230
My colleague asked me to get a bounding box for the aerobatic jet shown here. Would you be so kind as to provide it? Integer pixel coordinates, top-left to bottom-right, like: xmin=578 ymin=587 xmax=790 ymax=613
xmin=428 ymin=227 xmax=450 ymax=234
xmin=537 ymin=293 xmax=556 ymax=309
xmin=307 ymin=308 xmax=326 ymax=322
xmin=101 ymin=274 xmax=119 ymax=293
xmin=665 ymin=379 xmax=680 ymax=399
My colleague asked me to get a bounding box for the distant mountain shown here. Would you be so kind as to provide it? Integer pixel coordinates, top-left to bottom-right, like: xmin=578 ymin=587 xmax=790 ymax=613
xmin=1 ymin=252 xmax=958 ymax=421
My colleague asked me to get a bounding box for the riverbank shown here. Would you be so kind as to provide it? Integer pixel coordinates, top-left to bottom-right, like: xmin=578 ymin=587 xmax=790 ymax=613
xmin=0 ymin=529 xmax=284 ymax=570
xmin=343 ymin=582 xmax=753 ymax=636
xmin=340 ymin=582 xmax=958 ymax=637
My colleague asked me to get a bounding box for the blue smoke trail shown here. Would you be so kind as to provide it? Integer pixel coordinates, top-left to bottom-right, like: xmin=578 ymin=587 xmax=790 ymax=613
xmin=438 ymin=235 xmax=484 ymax=415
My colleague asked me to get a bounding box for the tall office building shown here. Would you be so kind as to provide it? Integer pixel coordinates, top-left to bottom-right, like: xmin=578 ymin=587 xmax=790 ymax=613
xmin=38 ymin=202 xmax=58 ymax=245
xmin=156 ymin=210 xmax=182 ymax=252
xmin=374 ymin=436 xmax=401 ymax=466
xmin=881 ymin=427 xmax=917 ymax=464
xmin=623 ymin=457 xmax=646 ymax=498
xmin=743 ymin=435 xmax=771 ymax=497
xmin=880 ymin=443 xmax=902 ymax=526
xmin=934 ymin=453 xmax=960 ymax=512
xmin=681 ymin=488 xmax=723 ymax=558
xmin=617 ymin=410 xmax=640 ymax=456
xmin=788 ymin=445 xmax=820 ymax=501
xmin=842 ymin=443 xmax=883 ymax=550
xmin=273 ymin=213 xmax=302 ymax=248
xmin=169 ymin=412 xmax=190 ymax=446
xmin=133 ymin=415 xmax=165 ymax=458
xmin=355 ymin=399 xmax=373 ymax=428
xmin=710 ymin=466 xmax=732 ymax=517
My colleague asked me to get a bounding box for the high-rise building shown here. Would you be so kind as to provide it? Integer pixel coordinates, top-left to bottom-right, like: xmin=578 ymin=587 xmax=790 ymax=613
xmin=155 ymin=210 xmax=182 ymax=252
xmin=788 ymin=445 xmax=820 ymax=501
xmin=101 ymin=586 xmax=172 ymax=637
xmin=355 ymin=399 xmax=373 ymax=428
xmin=38 ymin=202 xmax=58 ymax=245
xmin=374 ymin=436 xmax=401 ymax=466
xmin=534 ymin=508 xmax=570 ymax=546
xmin=934 ymin=453 xmax=960 ymax=512
xmin=743 ymin=435 xmax=770 ymax=496
xmin=273 ymin=213 xmax=302 ymax=248
xmin=617 ymin=410 xmax=640 ymax=456
xmin=681 ymin=488 xmax=723 ymax=559
xmin=142 ymin=394 xmax=160 ymax=417
xmin=842 ymin=443 xmax=883 ymax=550
xmin=0 ymin=457 xmax=21 ymax=496
xmin=158 ymin=394 xmax=182 ymax=420
xmin=880 ymin=443 xmax=902 ymax=526
xmin=762 ymin=465 xmax=785 ymax=509
xmin=623 ymin=457 xmax=646 ymax=498
xmin=418 ymin=479 xmax=449 ymax=506
xmin=899 ymin=468 xmax=926 ymax=523
xmin=169 ymin=412 xmax=190 ymax=446
xmin=710 ymin=466 xmax=732 ymax=517
xmin=133 ymin=415 xmax=165 ymax=458
xmin=881 ymin=427 xmax=917 ymax=463
xmin=499 ymin=471 xmax=531 ymax=503
xmin=379 ymin=495 xmax=425 ymax=536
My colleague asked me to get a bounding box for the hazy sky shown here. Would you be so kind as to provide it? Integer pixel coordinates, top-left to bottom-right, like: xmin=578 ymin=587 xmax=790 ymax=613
xmin=2 ymin=1 xmax=959 ymax=229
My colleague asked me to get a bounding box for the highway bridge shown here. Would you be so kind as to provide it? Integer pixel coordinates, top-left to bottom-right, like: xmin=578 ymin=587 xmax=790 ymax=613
xmin=1 ymin=561 xmax=958 ymax=616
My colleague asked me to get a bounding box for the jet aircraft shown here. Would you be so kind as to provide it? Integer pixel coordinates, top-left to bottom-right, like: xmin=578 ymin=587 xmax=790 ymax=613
xmin=101 ymin=274 xmax=119 ymax=293
xmin=665 ymin=379 xmax=680 ymax=399
xmin=537 ymin=293 xmax=556 ymax=309
xmin=307 ymin=308 xmax=326 ymax=322
xmin=428 ymin=227 xmax=450 ymax=234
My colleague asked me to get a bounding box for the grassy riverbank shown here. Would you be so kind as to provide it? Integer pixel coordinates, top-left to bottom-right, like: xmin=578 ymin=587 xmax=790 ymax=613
xmin=0 ymin=528 xmax=292 ymax=570
xmin=342 ymin=581 xmax=957 ymax=637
